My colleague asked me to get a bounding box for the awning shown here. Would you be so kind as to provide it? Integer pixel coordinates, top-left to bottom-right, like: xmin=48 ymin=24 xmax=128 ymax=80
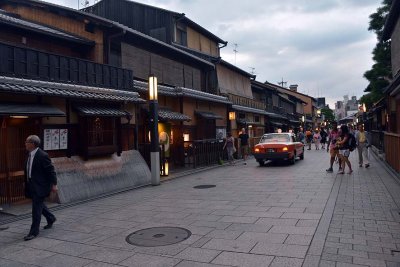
xmin=265 ymin=112 xmax=287 ymax=120
xmin=236 ymin=118 xmax=251 ymax=125
xmin=159 ymin=109 xmax=191 ymax=121
xmin=0 ymin=103 xmax=65 ymax=117
xmin=232 ymin=105 xmax=266 ymax=116
xmin=237 ymin=118 xmax=262 ymax=125
xmin=74 ymin=105 xmax=129 ymax=117
xmin=195 ymin=111 xmax=223 ymax=120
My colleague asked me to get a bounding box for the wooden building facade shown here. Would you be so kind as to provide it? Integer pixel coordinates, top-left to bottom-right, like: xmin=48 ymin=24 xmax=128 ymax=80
xmin=0 ymin=1 xmax=148 ymax=205
xmin=381 ymin=0 xmax=400 ymax=173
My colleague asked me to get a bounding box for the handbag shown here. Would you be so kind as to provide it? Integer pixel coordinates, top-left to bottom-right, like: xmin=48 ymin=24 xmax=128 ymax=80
xmin=232 ymin=146 xmax=237 ymax=153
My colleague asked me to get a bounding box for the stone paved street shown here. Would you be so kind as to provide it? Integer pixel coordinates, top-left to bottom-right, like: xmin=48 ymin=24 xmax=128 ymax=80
xmin=1 ymin=149 xmax=400 ymax=267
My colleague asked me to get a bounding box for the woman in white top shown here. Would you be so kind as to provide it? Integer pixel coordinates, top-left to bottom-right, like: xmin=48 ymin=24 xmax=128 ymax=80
xmin=355 ymin=124 xmax=370 ymax=168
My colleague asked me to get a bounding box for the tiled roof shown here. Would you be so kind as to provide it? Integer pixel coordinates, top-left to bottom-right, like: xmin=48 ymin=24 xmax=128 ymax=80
xmin=0 ymin=76 xmax=145 ymax=103
xmin=0 ymin=102 xmax=65 ymax=116
xmin=74 ymin=105 xmax=129 ymax=117
xmin=134 ymin=80 xmax=231 ymax=104
xmin=0 ymin=9 xmax=94 ymax=45
xmin=232 ymin=104 xmax=286 ymax=119
xmin=159 ymin=109 xmax=191 ymax=121
xmin=195 ymin=111 xmax=223 ymax=120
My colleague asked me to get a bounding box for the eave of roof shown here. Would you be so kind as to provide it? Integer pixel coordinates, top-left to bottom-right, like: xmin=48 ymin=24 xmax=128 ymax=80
xmin=171 ymin=43 xmax=220 ymax=63
xmin=88 ymin=0 xmax=227 ymax=44
xmin=382 ymin=0 xmax=400 ymax=41
xmin=5 ymin=0 xmax=215 ymax=68
xmin=179 ymin=16 xmax=227 ymax=45
xmin=0 ymin=76 xmax=145 ymax=103
xmin=134 ymin=80 xmax=231 ymax=104
xmin=265 ymin=81 xmax=317 ymax=102
xmin=219 ymin=60 xmax=256 ymax=79
xmin=159 ymin=108 xmax=191 ymax=121
xmin=74 ymin=105 xmax=130 ymax=116
xmin=0 ymin=9 xmax=94 ymax=45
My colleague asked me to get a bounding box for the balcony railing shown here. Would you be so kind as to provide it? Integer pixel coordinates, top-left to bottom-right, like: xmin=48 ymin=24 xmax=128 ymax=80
xmin=0 ymin=42 xmax=133 ymax=91
xmin=228 ymin=94 xmax=265 ymax=110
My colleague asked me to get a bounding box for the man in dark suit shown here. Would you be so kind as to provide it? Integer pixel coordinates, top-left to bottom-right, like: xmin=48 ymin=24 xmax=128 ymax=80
xmin=24 ymin=135 xmax=58 ymax=241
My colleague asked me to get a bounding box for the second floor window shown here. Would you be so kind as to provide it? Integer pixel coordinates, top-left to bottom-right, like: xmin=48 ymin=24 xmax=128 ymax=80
xmin=174 ymin=22 xmax=187 ymax=46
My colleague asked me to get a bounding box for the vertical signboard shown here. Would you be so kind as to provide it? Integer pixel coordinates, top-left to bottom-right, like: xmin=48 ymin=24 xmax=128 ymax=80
xmin=44 ymin=129 xmax=52 ymax=150
xmin=59 ymin=129 xmax=68 ymax=149
xmin=51 ymin=129 xmax=60 ymax=150
xmin=43 ymin=128 xmax=68 ymax=151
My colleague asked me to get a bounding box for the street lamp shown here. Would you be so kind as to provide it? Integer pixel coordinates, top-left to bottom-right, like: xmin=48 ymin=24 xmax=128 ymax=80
xmin=149 ymin=75 xmax=160 ymax=186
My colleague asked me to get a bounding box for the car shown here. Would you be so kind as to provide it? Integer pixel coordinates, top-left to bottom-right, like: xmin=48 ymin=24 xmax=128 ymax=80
xmin=253 ymin=132 xmax=304 ymax=166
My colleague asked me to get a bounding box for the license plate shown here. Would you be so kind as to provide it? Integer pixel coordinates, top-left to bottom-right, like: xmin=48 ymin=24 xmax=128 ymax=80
xmin=268 ymin=148 xmax=274 ymax=152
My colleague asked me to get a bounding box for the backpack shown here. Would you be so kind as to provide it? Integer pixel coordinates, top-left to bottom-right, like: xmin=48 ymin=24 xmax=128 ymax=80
xmin=347 ymin=133 xmax=357 ymax=151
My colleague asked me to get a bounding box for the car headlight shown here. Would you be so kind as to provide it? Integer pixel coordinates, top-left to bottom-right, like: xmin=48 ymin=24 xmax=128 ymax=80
xmin=282 ymin=147 xmax=288 ymax=151
xmin=254 ymin=148 xmax=260 ymax=153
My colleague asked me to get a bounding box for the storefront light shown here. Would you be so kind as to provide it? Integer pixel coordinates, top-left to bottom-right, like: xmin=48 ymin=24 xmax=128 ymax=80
xmin=183 ymin=133 xmax=190 ymax=142
xmin=10 ymin=116 xmax=29 ymax=119
xmin=228 ymin=111 xmax=236 ymax=120
xmin=161 ymin=160 xmax=169 ymax=176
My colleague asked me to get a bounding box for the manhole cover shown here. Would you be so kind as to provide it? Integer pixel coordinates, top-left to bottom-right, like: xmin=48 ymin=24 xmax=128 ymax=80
xmin=126 ymin=227 xmax=191 ymax=247
xmin=193 ymin=184 xmax=216 ymax=189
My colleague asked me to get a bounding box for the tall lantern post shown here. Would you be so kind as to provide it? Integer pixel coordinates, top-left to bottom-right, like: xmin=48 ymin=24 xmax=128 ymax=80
xmin=149 ymin=75 xmax=160 ymax=186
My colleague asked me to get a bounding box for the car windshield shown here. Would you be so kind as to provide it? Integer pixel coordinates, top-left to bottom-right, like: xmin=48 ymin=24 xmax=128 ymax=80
xmin=259 ymin=134 xmax=290 ymax=143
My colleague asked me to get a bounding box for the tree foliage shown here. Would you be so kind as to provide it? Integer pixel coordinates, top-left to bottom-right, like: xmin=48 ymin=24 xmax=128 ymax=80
xmin=321 ymin=107 xmax=335 ymax=122
xmin=361 ymin=0 xmax=393 ymax=107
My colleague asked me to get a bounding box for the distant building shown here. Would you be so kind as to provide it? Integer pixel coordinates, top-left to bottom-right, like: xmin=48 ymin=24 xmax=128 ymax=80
xmin=335 ymin=95 xmax=359 ymax=120
xmin=317 ymin=97 xmax=326 ymax=108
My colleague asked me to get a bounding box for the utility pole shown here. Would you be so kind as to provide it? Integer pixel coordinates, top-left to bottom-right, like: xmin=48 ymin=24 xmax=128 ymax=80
xmin=277 ymin=77 xmax=287 ymax=88
xmin=233 ymin=43 xmax=238 ymax=65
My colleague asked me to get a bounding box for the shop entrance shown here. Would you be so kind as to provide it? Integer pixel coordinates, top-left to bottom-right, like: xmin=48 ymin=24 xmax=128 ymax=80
xmin=0 ymin=117 xmax=38 ymax=205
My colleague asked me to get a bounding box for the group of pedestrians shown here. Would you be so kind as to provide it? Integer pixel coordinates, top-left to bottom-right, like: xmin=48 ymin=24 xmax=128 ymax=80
xmin=325 ymin=122 xmax=371 ymax=174
xmin=222 ymin=128 xmax=249 ymax=165
xmin=301 ymin=127 xmax=328 ymax=150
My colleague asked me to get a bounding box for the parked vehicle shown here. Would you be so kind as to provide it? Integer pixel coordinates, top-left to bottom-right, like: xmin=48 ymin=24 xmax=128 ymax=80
xmin=253 ymin=133 xmax=304 ymax=166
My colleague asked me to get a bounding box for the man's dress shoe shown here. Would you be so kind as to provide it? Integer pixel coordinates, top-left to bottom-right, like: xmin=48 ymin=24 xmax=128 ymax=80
xmin=44 ymin=218 xmax=56 ymax=229
xmin=24 ymin=234 xmax=37 ymax=241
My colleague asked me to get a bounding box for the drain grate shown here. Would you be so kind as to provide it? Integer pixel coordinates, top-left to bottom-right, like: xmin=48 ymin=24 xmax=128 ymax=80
xmin=126 ymin=227 xmax=191 ymax=247
xmin=193 ymin=185 xmax=216 ymax=189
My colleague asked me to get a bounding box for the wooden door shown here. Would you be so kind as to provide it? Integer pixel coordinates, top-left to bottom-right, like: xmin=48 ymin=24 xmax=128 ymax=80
xmin=0 ymin=118 xmax=38 ymax=205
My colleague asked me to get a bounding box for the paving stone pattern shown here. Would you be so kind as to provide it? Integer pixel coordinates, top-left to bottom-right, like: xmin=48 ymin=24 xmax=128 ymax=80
xmin=0 ymin=148 xmax=399 ymax=266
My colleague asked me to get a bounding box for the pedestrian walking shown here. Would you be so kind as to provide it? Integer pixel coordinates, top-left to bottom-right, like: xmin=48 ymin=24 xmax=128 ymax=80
xmin=355 ymin=124 xmax=370 ymax=168
xmin=320 ymin=128 xmax=327 ymax=149
xmin=305 ymin=128 xmax=313 ymax=150
xmin=313 ymin=129 xmax=321 ymax=150
xmin=223 ymin=133 xmax=236 ymax=165
xmin=326 ymin=122 xmax=341 ymax=173
xmin=336 ymin=125 xmax=353 ymax=174
xmin=238 ymin=128 xmax=249 ymax=164
xmin=24 ymin=135 xmax=58 ymax=241
xmin=297 ymin=127 xmax=305 ymax=144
